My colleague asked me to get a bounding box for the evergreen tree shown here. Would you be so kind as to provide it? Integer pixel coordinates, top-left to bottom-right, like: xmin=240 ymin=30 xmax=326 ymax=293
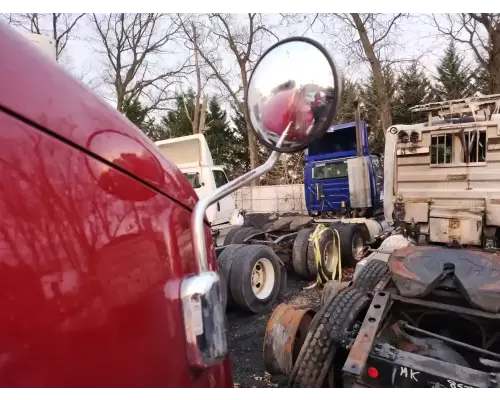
xmin=121 ymin=97 xmax=158 ymax=139
xmin=122 ymin=98 xmax=148 ymax=127
xmin=157 ymin=89 xmax=198 ymax=139
xmin=230 ymin=107 xmax=251 ymax=177
xmin=205 ymin=97 xmax=245 ymax=176
xmin=393 ymin=62 xmax=433 ymax=125
xmin=152 ymin=93 xmax=250 ymax=179
xmin=474 ymin=62 xmax=494 ymax=95
xmin=434 ymin=40 xmax=474 ymax=101
xmin=333 ymin=76 xmax=359 ymax=124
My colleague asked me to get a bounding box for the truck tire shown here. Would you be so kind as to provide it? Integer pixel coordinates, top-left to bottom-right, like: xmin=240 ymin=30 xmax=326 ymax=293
xmin=306 ymin=228 xmax=340 ymax=281
xmin=222 ymin=226 xmax=241 ymax=245
xmin=229 ymin=244 xmax=282 ymax=314
xmin=288 ymin=287 xmax=371 ymax=388
xmin=218 ymin=270 xmax=228 ymax=310
xmin=292 ymin=228 xmax=313 ymax=279
xmin=334 ymin=223 xmax=369 ymax=268
xmin=320 ymin=280 xmax=350 ymax=307
xmin=352 ymin=259 xmax=388 ymax=291
xmin=223 ymin=226 xmax=263 ymax=245
xmin=279 ymin=263 xmax=288 ymax=300
xmin=217 ymin=244 xmax=246 ymax=309
xmin=306 ymin=239 xmax=317 ymax=279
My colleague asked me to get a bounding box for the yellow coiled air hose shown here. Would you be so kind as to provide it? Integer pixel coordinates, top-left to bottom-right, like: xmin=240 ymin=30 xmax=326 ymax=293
xmin=304 ymin=224 xmax=342 ymax=290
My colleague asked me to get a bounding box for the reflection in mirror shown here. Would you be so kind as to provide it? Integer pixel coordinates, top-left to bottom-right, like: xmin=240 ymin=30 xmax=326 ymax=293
xmin=247 ymin=38 xmax=340 ymax=153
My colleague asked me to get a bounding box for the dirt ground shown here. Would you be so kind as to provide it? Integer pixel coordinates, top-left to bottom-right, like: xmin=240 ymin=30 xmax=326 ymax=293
xmin=226 ymin=275 xmax=322 ymax=388
xmin=225 ymin=214 xmax=354 ymax=388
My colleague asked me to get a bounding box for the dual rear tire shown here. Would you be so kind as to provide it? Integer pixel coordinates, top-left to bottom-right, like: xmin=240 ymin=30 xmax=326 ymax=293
xmin=291 ymin=223 xmax=368 ymax=281
xmin=217 ymin=244 xmax=285 ymax=314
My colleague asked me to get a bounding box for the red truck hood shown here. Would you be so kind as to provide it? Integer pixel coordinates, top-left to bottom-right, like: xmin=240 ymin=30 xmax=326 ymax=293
xmin=0 ymin=24 xmax=197 ymax=210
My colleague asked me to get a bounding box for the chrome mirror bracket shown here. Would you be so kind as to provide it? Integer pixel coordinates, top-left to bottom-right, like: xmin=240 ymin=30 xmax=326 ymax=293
xmin=183 ymin=124 xmax=288 ymax=370
xmin=191 ymin=132 xmax=287 ymax=275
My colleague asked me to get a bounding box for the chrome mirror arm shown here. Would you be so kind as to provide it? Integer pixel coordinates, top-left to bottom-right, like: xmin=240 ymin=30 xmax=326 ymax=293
xmin=191 ymin=127 xmax=289 ymax=274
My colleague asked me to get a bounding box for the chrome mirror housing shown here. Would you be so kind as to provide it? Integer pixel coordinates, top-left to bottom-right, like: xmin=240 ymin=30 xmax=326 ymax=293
xmin=246 ymin=37 xmax=341 ymax=153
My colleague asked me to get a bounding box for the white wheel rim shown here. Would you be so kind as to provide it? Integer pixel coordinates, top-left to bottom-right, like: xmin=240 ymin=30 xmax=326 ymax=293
xmin=251 ymin=258 xmax=275 ymax=300
xmin=323 ymin=240 xmax=339 ymax=274
xmin=352 ymin=234 xmax=364 ymax=261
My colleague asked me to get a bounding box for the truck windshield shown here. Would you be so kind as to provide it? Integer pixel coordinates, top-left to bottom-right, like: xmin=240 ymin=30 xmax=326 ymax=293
xmin=308 ymin=126 xmax=357 ymax=156
xmin=183 ymin=172 xmax=202 ymax=189
xmin=312 ymin=161 xmax=348 ymax=180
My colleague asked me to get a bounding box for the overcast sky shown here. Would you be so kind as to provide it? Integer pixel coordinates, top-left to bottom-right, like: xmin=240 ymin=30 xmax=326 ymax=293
xmin=9 ymin=14 xmax=476 ymax=111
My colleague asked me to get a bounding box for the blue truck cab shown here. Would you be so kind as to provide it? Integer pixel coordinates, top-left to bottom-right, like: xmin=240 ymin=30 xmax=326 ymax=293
xmin=304 ymin=120 xmax=384 ymax=218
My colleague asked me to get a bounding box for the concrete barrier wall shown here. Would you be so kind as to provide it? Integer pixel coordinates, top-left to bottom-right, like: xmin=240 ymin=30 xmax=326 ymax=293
xmin=234 ymin=184 xmax=306 ymax=214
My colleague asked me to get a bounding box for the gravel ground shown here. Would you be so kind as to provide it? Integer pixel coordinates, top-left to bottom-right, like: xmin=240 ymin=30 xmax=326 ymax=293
xmin=226 ymin=266 xmax=355 ymax=388
xmin=224 ymin=214 xmax=355 ymax=388
xmin=226 ymin=275 xmax=322 ymax=388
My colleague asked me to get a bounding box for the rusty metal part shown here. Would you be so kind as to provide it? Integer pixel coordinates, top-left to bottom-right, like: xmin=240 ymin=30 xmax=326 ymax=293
xmin=391 ymin=321 xmax=427 ymax=353
xmin=388 ymin=246 xmax=500 ymax=312
xmin=263 ymin=303 xmax=316 ymax=376
xmin=391 ymin=293 xmax=500 ymax=320
xmin=401 ymin=322 xmax=500 ymax=361
xmin=342 ymin=291 xmax=391 ymax=376
xmin=369 ymin=342 xmax=499 ymax=388
xmin=390 ymin=321 xmax=469 ymax=368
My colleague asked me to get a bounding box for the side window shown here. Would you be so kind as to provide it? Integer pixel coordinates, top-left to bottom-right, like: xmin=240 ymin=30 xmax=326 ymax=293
xmin=183 ymin=172 xmax=202 ymax=189
xmin=212 ymin=169 xmax=229 ymax=188
xmin=430 ymin=131 xmax=486 ymax=165
xmin=431 ymin=134 xmax=453 ymax=165
xmin=312 ymin=162 xmax=348 ymax=180
xmin=463 ymin=130 xmax=486 ymax=163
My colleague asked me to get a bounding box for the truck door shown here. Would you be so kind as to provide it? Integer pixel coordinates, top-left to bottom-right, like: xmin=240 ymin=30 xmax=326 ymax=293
xmin=370 ymin=154 xmax=384 ymax=212
xmin=211 ymin=167 xmax=237 ymax=226
xmin=307 ymin=159 xmax=350 ymax=212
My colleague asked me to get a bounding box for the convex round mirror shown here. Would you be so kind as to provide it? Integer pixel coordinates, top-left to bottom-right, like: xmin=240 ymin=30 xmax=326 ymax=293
xmin=246 ymin=37 xmax=341 ymax=153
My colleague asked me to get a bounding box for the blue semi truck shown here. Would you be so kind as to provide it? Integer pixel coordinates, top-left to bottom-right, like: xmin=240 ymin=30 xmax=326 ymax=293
xmin=221 ymin=107 xmax=391 ymax=280
xmin=304 ymin=115 xmax=385 ymax=220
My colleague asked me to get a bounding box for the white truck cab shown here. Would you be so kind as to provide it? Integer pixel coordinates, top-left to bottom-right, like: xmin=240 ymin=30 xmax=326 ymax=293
xmin=155 ymin=134 xmax=242 ymax=228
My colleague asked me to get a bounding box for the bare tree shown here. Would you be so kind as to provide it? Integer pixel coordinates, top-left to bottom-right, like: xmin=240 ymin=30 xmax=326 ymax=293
xmin=431 ymin=13 xmax=500 ymax=93
xmin=180 ymin=13 xmax=279 ymax=173
xmin=3 ymin=13 xmax=85 ymax=61
xmin=90 ymin=13 xmax=192 ymax=113
xmin=191 ymin=22 xmax=203 ymax=133
xmin=180 ymin=22 xmax=208 ymax=134
xmin=317 ymin=14 xmax=409 ymax=133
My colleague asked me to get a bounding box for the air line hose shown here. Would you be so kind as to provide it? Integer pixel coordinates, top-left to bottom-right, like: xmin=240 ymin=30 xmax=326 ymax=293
xmin=303 ymin=224 xmax=342 ymax=290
